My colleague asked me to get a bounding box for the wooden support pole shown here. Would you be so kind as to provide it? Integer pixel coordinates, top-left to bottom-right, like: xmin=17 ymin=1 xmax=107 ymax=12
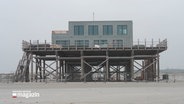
xmin=31 ymin=56 xmax=33 ymax=82
xmin=43 ymin=59 xmax=46 ymax=82
xmin=153 ymin=58 xmax=156 ymax=81
xmin=71 ymin=65 xmax=74 ymax=81
xmin=117 ymin=66 xmax=120 ymax=81
xmin=37 ymin=40 xmax=39 ymax=51
xmin=35 ymin=57 xmax=38 ymax=82
xmin=56 ymin=51 xmax=59 ymax=82
xmin=62 ymin=60 xmax=65 ymax=81
xmin=157 ymin=54 xmax=160 ymax=82
xmin=39 ymin=59 xmax=42 ymax=82
xmin=115 ymin=66 xmax=119 ymax=81
xmin=81 ymin=51 xmax=85 ymax=82
xmin=29 ymin=40 xmax=32 ymax=50
xmin=64 ymin=60 xmax=67 ymax=82
xmin=130 ymin=50 xmax=134 ymax=81
xmin=59 ymin=60 xmax=62 ymax=82
xmin=106 ymin=51 xmax=109 ymax=81
xmin=44 ymin=40 xmax=47 ymax=51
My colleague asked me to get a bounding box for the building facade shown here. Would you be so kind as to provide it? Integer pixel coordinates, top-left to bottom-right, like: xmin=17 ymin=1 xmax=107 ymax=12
xmin=52 ymin=21 xmax=133 ymax=48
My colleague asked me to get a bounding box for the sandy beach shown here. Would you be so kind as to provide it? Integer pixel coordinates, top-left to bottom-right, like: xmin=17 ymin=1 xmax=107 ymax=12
xmin=0 ymin=82 xmax=184 ymax=104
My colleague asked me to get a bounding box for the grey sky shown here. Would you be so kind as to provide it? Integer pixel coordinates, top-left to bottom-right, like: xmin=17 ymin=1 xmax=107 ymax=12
xmin=0 ymin=0 xmax=184 ymax=73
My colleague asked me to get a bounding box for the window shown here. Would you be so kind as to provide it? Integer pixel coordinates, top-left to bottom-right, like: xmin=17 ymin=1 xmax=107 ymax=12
xmin=88 ymin=25 xmax=98 ymax=35
xmin=56 ymin=40 xmax=70 ymax=47
xmin=74 ymin=25 xmax=84 ymax=35
xmin=116 ymin=40 xmax=123 ymax=47
xmin=117 ymin=25 xmax=127 ymax=35
xmin=113 ymin=40 xmax=123 ymax=47
xmin=75 ymin=40 xmax=89 ymax=47
xmin=94 ymin=40 xmax=99 ymax=45
xmin=94 ymin=40 xmax=108 ymax=45
xmin=103 ymin=25 xmax=113 ymax=35
xmin=84 ymin=40 xmax=89 ymax=47
xmin=94 ymin=40 xmax=108 ymax=47
xmin=100 ymin=40 xmax=108 ymax=45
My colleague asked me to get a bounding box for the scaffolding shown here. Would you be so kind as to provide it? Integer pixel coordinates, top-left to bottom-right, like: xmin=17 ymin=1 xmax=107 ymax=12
xmin=14 ymin=39 xmax=167 ymax=82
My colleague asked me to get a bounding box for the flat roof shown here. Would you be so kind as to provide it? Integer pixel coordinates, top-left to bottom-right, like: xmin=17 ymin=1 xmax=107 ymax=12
xmin=69 ymin=20 xmax=132 ymax=23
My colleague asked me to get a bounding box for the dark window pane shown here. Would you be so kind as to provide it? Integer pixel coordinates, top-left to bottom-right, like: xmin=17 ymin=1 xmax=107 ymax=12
xmin=88 ymin=25 xmax=98 ymax=35
xmin=56 ymin=40 xmax=70 ymax=47
xmin=103 ymin=25 xmax=113 ymax=35
xmin=74 ymin=25 xmax=84 ymax=35
xmin=94 ymin=40 xmax=108 ymax=45
xmin=113 ymin=40 xmax=123 ymax=47
xmin=75 ymin=40 xmax=89 ymax=47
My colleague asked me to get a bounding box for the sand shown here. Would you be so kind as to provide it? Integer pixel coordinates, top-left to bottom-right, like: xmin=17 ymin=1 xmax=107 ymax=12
xmin=0 ymin=82 xmax=184 ymax=104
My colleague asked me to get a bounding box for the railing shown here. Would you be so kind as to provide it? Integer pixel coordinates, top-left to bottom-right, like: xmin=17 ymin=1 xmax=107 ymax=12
xmin=133 ymin=39 xmax=167 ymax=49
xmin=133 ymin=39 xmax=167 ymax=47
xmin=22 ymin=39 xmax=167 ymax=51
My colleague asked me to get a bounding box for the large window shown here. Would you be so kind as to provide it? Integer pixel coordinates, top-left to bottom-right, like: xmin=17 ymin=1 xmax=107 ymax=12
xmin=103 ymin=25 xmax=113 ymax=35
xmin=94 ymin=40 xmax=108 ymax=47
xmin=74 ymin=25 xmax=84 ymax=35
xmin=75 ymin=40 xmax=89 ymax=47
xmin=56 ymin=40 xmax=70 ymax=47
xmin=117 ymin=25 xmax=127 ymax=35
xmin=88 ymin=25 xmax=98 ymax=35
xmin=113 ymin=40 xmax=123 ymax=47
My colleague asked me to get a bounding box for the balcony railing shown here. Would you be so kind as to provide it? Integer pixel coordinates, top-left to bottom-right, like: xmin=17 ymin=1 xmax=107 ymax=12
xmin=22 ymin=39 xmax=167 ymax=51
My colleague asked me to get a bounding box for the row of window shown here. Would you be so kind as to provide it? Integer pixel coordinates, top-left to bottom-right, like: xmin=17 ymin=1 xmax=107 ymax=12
xmin=55 ymin=40 xmax=124 ymax=47
xmin=75 ymin=40 xmax=89 ymax=47
xmin=74 ymin=25 xmax=128 ymax=35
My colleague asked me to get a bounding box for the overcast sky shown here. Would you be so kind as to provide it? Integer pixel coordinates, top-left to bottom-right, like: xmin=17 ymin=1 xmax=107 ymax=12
xmin=0 ymin=0 xmax=184 ymax=73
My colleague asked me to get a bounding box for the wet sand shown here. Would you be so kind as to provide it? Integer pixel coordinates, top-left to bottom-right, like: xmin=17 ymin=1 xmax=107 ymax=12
xmin=0 ymin=82 xmax=184 ymax=104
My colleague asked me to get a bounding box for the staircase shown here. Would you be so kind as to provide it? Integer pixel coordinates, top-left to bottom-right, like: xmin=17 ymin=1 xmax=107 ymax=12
xmin=14 ymin=52 xmax=32 ymax=82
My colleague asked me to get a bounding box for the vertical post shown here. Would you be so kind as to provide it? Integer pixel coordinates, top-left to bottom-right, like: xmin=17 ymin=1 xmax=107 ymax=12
xmin=130 ymin=50 xmax=134 ymax=81
xmin=62 ymin=60 xmax=65 ymax=81
xmin=124 ymin=65 xmax=127 ymax=81
xmin=56 ymin=51 xmax=59 ymax=82
xmin=25 ymin=53 xmax=30 ymax=82
xmin=117 ymin=66 xmax=120 ymax=81
xmin=144 ymin=60 xmax=147 ymax=81
xmin=149 ymin=58 xmax=154 ymax=81
xmin=37 ymin=40 xmax=39 ymax=50
xmin=153 ymin=58 xmax=156 ymax=81
xmin=59 ymin=60 xmax=62 ymax=82
xmin=159 ymin=39 xmax=161 ymax=49
xmin=143 ymin=60 xmax=146 ymax=80
xmin=145 ymin=38 xmax=146 ymax=49
xmin=106 ymin=51 xmax=109 ymax=81
xmin=71 ymin=65 xmax=74 ymax=81
xmin=45 ymin=40 xmax=47 ymax=51
xmin=81 ymin=51 xmax=85 ymax=82
xmin=31 ymin=56 xmax=33 ymax=82
xmin=39 ymin=59 xmax=42 ymax=82
xmin=29 ymin=40 xmax=32 ymax=50
xmin=157 ymin=53 xmax=160 ymax=82
xmin=35 ymin=57 xmax=38 ymax=82
xmin=43 ymin=59 xmax=46 ymax=82
xmin=116 ymin=66 xmax=119 ymax=81
xmin=65 ymin=63 xmax=68 ymax=81
xmin=138 ymin=39 xmax=139 ymax=49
